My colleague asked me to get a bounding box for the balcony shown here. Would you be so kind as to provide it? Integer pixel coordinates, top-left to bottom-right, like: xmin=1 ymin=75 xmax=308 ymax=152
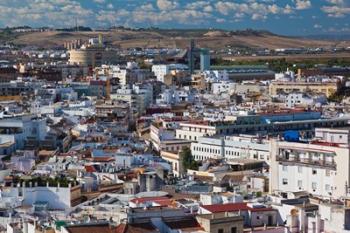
xmin=276 ymin=155 xmax=336 ymax=169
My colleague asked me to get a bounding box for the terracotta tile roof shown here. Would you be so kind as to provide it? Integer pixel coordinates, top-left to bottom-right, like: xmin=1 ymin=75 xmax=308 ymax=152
xmin=85 ymin=165 xmax=96 ymax=173
xmin=115 ymin=223 xmax=159 ymax=233
xmin=87 ymin=157 xmax=115 ymax=162
xmin=201 ymin=203 xmax=275 ymax=213
xmin=115 ymin=224 xmax=127 ymax=233
xmin=164 ymin=217 xmax=203 ymax=231
xmin=201 ymin=203 xmax=249 ymax=213
xmin=153 ymin=199 xmax=174 ymax=207
xmin=65 ymin=224 xmax=115 ymax=233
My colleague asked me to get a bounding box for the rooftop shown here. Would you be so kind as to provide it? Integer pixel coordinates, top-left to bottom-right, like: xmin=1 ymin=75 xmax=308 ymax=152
xmin=201 ymin=202 xmax=274 ymax=213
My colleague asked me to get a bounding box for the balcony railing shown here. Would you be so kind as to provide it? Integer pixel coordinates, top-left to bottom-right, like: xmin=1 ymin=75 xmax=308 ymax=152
xmin=277 ymin=156 xmax=336 ymax=169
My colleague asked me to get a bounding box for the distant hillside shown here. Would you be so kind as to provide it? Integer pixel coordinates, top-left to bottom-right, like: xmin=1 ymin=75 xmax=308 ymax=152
xmin=1 ymin=28 xmax=349 ymax=49
xmin=304 ymin=34 xmax=350 ymax=41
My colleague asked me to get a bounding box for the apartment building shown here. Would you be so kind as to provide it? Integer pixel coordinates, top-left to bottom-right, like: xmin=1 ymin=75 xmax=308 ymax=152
xmin=175 ymin=114 xmax=349 ymax=142
xmin=191 ymin=135 xmax=269 ymax=162
xmin=152 ymin=64 xmax=170 ymax=83
xmin=270 ymin=127 xmax=350 ymax=199
xmin=109 ymin=84 xmax=153 ymax=115
xmin=152 ymin=64 xmax=188 ymax=83
xmin=176 ymin=121 xmax=218 ymax=141
xmin=269 ymin=78 xmax=339 ymax=97
xmin=0 ymin=116 xmax=48 ymax=150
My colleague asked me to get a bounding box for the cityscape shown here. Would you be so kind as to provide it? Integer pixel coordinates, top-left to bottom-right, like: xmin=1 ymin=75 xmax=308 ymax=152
xmin=1 ymin=0 xmax=350 ymax=233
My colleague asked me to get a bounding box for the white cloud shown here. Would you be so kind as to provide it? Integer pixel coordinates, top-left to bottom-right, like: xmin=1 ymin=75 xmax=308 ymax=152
xmin=216 ymin=18 xmax=226 ymax=23
xmin=93 ymin=0 xmax=105 ymax=3
xmin=321 ymin=5 xmax=350 ymax=17
xmin=0 ymin=0 xmax=346 ymax=32
xmin=215 ymin=1 xmax=291 ymax=20
xmin=0 ymin=0 xmax=95 ymax=27
xmin=203 ymin=5 xmax=213 ymax=12
xmin=140 ymin=3 xmax=155 ymax=11
xmin=322 ymin=0 xmax=350 ymax=17
xmin=283 ymin=4 xmax=293 ymax=14
xmin=294 ymin=0 xmax=312 ymax=10
xmin=156 ymin=0 xmax=178 ymax=11
xmin=326 ymin=0 xmax=344 ymax=5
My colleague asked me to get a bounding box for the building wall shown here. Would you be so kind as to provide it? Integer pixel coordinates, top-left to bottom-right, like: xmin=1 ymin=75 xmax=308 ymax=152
xmin=196 ymin=214 xmax=244 ymax=233
xmin=160 ymin=151 xmax=184 ymax=177
xmin=152 ymin=65 xmax=169 ymax=83
xmin=6 ymin=185 xmax=73 ymax=209
xmin=269 ymin=139 xmax=350 ymax=199
xmin=250 ymin=211 xmax=277 ymax=227
xmin=191 ymin=136 xmax=269 ymax=162
xmin=175 ymin=124 xmax=216 ymax=141
xmin=315 ymin=128 xmax=350 ymax=144
xmin=269 ymin=82 xmax=338 ymax=97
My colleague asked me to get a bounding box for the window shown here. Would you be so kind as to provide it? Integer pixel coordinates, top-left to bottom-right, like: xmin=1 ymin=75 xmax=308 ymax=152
xmin=282 ymin=165 xmax=288 ymax=171
xmin=298 ymin=166 xmax=302 ymax=173
xmin=282 ymin=178 xmax=288 ymax=185
xmin=312 ymin=182 xmax=317 ymax=190
xmin=298 ymin=180 xmax=302 ymax=188
xmin=312 ymin=169 xmax=317 ymax=175
xmin=231 ymin=227 xmax=237 ymax=233
xmin=325 ymin=184 xmax=330 ymax=191
xmin=326 ymin=169 xmax=330 ymax=177
xmin=218 ymin=229 xmax=224 ymax=233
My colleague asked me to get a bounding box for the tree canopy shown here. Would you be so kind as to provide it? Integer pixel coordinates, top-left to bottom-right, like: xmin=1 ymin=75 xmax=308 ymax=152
xmin=180 ymin=147 xmax=199 ymax=171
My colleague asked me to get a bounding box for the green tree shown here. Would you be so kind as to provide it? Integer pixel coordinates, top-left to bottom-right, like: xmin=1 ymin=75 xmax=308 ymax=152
xmin=180 ymin=147 xmax=199 ymax=171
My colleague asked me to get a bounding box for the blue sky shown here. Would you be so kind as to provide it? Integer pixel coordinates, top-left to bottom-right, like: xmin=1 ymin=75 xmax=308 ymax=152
xmin=0 ymin=0 xmax=349 ymax=35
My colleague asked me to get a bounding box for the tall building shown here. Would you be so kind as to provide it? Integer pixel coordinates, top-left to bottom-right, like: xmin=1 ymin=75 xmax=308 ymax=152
xmin=188 ymin=39 xmax=195 ymax=74
xmin=152 ymin=64 xmax=170 ymax=82
xmin=200 ymin=48 xmax=210 ymax=71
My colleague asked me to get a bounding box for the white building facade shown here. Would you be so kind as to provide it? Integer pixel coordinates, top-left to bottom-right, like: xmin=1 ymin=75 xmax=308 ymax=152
xmin=191 ymin=136 xmax=269 ymax=161
xmin=270 ymin=128 xmax=350 ymax=199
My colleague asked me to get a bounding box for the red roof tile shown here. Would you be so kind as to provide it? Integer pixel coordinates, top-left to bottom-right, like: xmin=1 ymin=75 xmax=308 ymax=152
xmin=201 ymin=203 xmax=249 ymax=213
xmin=201 ymin=203 xmax=275 ymax=213
xmin=164 ymin=217 xmax=203 ymax=230
xmin=87 ymin=157 xmax=115 ymax=162
xmin=85 ymin=165 xmax=96 ymax=173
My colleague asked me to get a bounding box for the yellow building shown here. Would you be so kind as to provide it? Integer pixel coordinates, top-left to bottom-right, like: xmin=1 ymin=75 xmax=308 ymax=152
xmin=163 ymin=71 xmax=190 ymax=86
xmin=69 ymin=47 xmax=119 ymax=68
xmin=191 ymin=73 xmax=206 ymax=90
xmin=269 ymin=80 xmax=339 ymax=97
